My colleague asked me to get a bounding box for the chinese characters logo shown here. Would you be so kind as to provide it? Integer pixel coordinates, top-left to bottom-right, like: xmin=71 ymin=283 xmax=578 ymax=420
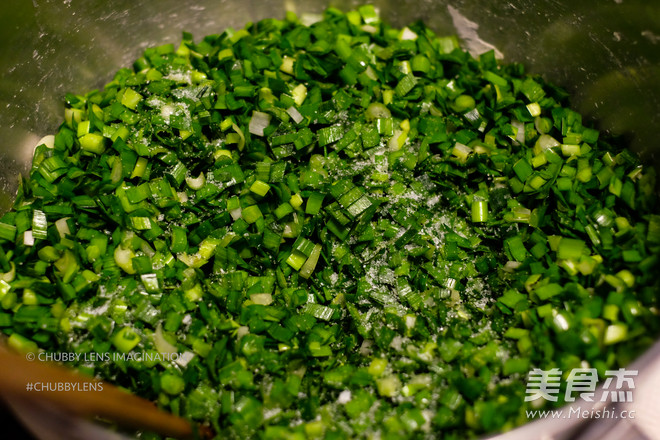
xmin=525 ymin=368 xmax=637 ymax=403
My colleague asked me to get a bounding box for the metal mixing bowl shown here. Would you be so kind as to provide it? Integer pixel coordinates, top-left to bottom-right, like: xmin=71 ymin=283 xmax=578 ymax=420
xmin=1 ymin=1 xmax=658 ymax=438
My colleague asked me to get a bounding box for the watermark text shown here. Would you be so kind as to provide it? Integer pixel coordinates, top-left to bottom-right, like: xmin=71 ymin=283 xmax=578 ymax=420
xmin=525 ymin=367 xmax=637 ymax=403
xmin=527 ymin=406 xmax=635 ymax=420
xmin=26 ymin=351 xmax=181 ymax=363
xmin=25 ymin=381 xmax=104 ymax=392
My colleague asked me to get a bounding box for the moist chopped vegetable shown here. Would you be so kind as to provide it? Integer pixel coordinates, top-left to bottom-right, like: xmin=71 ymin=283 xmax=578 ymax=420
xmin=2 ymin=5 xmax=659 ymax=439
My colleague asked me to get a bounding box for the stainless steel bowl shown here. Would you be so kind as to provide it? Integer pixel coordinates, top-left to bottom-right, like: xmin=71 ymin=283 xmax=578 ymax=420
xmin=1 ymin=1 xmax=658 ymax=438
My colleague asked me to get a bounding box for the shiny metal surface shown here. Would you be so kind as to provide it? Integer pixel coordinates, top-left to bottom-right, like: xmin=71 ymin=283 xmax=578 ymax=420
xmin=0 ymin=1 xmax=658 ymax=438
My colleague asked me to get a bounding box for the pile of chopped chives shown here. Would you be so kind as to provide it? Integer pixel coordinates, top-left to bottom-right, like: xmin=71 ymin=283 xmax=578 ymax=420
xmin=1 ymin=5 xmax=659 ymax=439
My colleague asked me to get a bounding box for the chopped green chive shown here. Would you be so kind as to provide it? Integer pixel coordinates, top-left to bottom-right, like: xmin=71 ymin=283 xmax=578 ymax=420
xmin=1 ymin=7 xmax=658 ymax=440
